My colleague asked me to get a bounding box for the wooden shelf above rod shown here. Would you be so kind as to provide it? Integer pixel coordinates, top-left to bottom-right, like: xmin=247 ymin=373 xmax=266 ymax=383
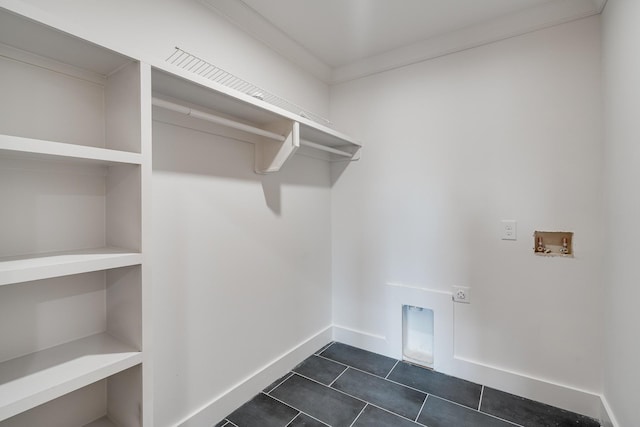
xmin=151 ymin=67 xmax=362 ymax=173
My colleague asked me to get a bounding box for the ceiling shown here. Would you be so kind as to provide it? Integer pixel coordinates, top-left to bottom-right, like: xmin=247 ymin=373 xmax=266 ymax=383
xmin=201 ymin=0 xmax=607 ymax=84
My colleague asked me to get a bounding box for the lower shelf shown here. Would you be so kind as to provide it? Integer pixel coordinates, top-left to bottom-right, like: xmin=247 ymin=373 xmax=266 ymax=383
xmin=0 ymin=333 xmax=142 ymax=422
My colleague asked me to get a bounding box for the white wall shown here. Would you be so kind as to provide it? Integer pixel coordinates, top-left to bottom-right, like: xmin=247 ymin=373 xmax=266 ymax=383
xmin=601 ymin=1 xmax=640 ymax=426
xmin=152 ymin=119 xmax=333 ymax=426
xmin=4 ymin=0 xmax=329 ymax=118
xmin=2 ymin=2 xmax=334 ymax=425
xmin=330 ymin=16 xmax=604 ymax=410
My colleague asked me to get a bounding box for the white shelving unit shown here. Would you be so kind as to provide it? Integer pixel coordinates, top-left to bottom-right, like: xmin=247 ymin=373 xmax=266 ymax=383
xmin=0 ymin=6 xmax=151 ymax=427
xmin=0 ymin=134 xmax=143 ymax=166
xmin=0 ymin=333 xmax=142 ymax=421
xmin=0 ymin=1 xmax=361 ymax=425
xmin=151 ymin=67 xmax=362 ymax=173
xmin=0 ymin=248 xmax=143 ymax=287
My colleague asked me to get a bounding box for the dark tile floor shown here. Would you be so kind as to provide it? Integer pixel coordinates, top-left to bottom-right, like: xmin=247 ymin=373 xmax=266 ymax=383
xmin=215 ymin=342 xmax=601 ymax=427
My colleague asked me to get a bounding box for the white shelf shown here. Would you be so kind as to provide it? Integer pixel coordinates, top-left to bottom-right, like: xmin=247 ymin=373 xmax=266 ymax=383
xmin=0 ymin=248 xmax=142 ymax=286
xmin=0 ymin=7 xmax=131 ymax=77
xmin=0 ymin=333 xmax=142 ymax=422
xmin=0 ymin=134 xmax=142 ymax=166
xmin=84 ymin=416 xmax=118 ymax=427
xmin=151 ymin=67 xmax=362 ymax=173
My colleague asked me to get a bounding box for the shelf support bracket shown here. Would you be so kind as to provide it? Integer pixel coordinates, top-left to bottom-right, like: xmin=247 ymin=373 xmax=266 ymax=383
xmin=255 ymin=121 xmax=299 ymax=174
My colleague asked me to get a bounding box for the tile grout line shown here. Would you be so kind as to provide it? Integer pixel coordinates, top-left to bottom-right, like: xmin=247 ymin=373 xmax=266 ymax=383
xmin=315 ymin=354 xmax=422 ymax=391
xmin=316 ymin=341 xmax=336 ymax=355
xmin=422 ymin=392 xmax=523 ymax=426
xmin=315 ymin=353 xmax=350 ymax=369
xmin=267 ymin=371 xmax=295 ymax=394
xmin=328 ymin=365 xmax=350 ymax=387
xmin=315 ymin=353 xmax=461 ymax=403
xmin=415 ymin=394 xmax=429 ymax=422
xmin=283 ymin=412 xmax=301 ymax=427
xmin=273 ymin=362 xmax=522 ymax=427
xmin=316 ymin=352 xmax=516 ymax=424
xmin=262 ymin=391 xmax=332 ymax=427
xmin=385 ymin=360 xmax=399 ymax=379
xmin=229 ymin=342 xmax=568 ymax=427
xmin=291 ymin=372 xmax=429 ymax=427
xmin=306 ymin=361 xmax=522 ymax=427
xmin=320 ymin=357 xmax=433 ymax=396
xmin=348 ymin=403 xmax=368 ymax=427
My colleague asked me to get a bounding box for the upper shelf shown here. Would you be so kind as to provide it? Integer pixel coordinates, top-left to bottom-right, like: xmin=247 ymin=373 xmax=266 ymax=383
xmin=0 ymin=6 xmax=131 ymax=77
xmin=151 ymin=66 xmax=362 ymax=173
xmin=0 ymin=247 xmax=142 ymax=287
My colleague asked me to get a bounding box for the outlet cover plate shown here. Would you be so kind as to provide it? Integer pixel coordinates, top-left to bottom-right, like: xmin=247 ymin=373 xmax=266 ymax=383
xmin=501 ymin=220 xmax=517 ymax=240
xmin=452 ymin=286 xmax=471 ymax=304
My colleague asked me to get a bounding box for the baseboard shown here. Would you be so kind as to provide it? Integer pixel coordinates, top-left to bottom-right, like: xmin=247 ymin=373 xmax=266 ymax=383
xmin=332 ymin=324 xmax=388 ymax=355
xmin=177 ymin=326 xmax=333 ymax=427
xmin=599 ymin=395 xmax=620 ymax=427
xmin=450 ymin=354 xmax=603 ymax=421
xmin=331 ymin=324 xmax=604 ymax=422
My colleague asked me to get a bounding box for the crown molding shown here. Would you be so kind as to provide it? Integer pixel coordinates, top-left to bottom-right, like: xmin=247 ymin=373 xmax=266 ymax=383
xmin=198 ymin=0 xmax=332 ymax=82
xmin=201 ymin=0 xmax=605 ymax=86
xmin=330 ymin=0 xmax=603 ymax=84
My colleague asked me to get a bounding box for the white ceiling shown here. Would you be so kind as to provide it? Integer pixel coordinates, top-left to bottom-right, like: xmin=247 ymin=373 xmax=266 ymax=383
xmin=202 ymin=0 xmax=607 ymax=84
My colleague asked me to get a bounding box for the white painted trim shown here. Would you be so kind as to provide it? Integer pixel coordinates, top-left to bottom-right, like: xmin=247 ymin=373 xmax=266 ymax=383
xmin=332 ymin=324 xmax=387 ymax=356
xmin=193 ymin=0 xmax=605 ymax=85
xmin=599 ymin=395 xmax=620 ymax=427
xmin=450 ymin=355 xmax=603 ymax=420
xmin=333 ymin=323 xmax=603 ymax=420
xmin=177 ymin=326 xmax=332 ymax=427
xmin=197 ymin=0 xmax=332 ymax=83
xmin=330 ymin=1 xmax=602 ymax=84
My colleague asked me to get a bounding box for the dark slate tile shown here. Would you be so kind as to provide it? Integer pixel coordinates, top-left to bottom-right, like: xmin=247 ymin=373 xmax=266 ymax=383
xmin=388 ymin=362 xmax=482 ymax=409
xmin=480 ymin=387 xmax=601 ymax=427
xmin=293 ymin=355 xmax=348 ymax=385
xmin=263 ymin=372 xmax=294 ymax=394
xmin=227 ymin=393 xmax=297 ymax=427
xmin=332 ymin=368 xmax=426 ymax=420
xmin=212 ymin=420 xmax=228 ymax=427
xmin=270 ymin=374 xmax=365 ymax=427
xmin=288 ymin=413 xmax=329 ymax=427
xmin=315 ymin=341 xmax=335 ymax=355
xmin=418 ymin=395 xmax=515 ymax=427
xmin=320 ymin=342 xmax=397 ymax=377
xmin=352 ymin=404 xmax=422 ymax=427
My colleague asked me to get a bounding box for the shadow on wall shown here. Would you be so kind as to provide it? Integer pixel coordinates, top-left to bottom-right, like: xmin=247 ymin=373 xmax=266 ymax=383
xmin=152 ymin=120 xmax=335 ymax=216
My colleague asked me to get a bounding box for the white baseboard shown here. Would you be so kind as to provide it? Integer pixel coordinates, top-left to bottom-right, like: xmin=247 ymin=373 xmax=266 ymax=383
xmin=599 ymin=395 xmax=620 ymax=427
xmin=177 ymin=326 xmax=332 ymax=427
xmin=174 ymin=321 xmax=613 ymax=427
xmin=332 ymin=324 xmax=388 ymax=355
xmin=332 ymin=324 xmax=604 ymax=422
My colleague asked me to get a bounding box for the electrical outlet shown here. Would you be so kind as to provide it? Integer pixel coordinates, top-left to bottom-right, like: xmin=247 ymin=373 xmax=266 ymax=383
xmin=501 ymin=220 xmax=517 ymax=240
xmin=452 ymin=286 xmax=471 ymax=304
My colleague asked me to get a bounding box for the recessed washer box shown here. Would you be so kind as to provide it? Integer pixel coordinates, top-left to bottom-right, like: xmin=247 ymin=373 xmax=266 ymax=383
xmin=533 ymin=231 xmax=574 ymax=257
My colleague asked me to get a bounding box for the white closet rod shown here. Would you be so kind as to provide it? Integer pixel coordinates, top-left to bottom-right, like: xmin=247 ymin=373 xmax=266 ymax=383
xmin=152 ymin=97 xmax=354 ymax=158
xmin=299 ymin=139 xmax=352 ymax=157
xmin=152 ymin=97 xmax=286 ymax=142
